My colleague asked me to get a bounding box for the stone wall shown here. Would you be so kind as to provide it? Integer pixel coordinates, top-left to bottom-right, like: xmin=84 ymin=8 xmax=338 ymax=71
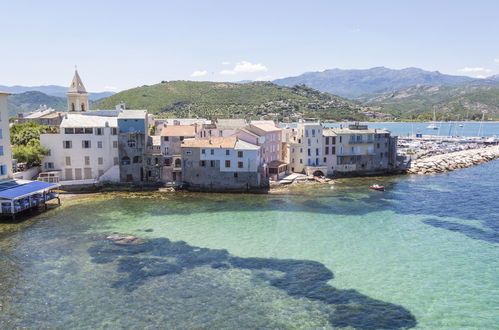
xmin=407 ymin=145 xmax=499 ymax=174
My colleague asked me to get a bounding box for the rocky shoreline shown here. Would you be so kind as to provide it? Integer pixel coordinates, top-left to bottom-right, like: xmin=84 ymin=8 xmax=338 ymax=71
xmin=407 ymin=145 xmax=499 ymax=175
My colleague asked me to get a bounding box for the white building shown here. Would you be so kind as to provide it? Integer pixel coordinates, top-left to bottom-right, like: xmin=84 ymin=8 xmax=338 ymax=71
xmin=0 ymin=92 xmax=13 ymax=180
xmin=286 ymin=121 xmax=327 ymax=176
xmin=40 ymin=111 xmax=120 ymax=182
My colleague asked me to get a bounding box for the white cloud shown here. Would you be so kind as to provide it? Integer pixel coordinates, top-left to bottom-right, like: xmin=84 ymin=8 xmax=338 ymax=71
xmin=191 ymin=70 xmax=208 ymax=77
xmin=221 ymin=61 xmax=231 ymax=65
xmin=219 ymin=61 xmax=268 ymax=75
xmin=459 ymin=67 xmax=491 ymax=73
xmin=350 ymin=28 xmax=361 ymax=33
xmin=103 ymin=86 xmax=117 ymax=91
xmin=494 ymin=58 xmax=499 ymax=63
xmin=475 ymin=75 xmax=486 ymax=79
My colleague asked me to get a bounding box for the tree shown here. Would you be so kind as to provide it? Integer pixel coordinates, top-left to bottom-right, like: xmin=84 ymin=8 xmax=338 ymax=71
xmin=12 ymin=139 xmax=48 ymax=166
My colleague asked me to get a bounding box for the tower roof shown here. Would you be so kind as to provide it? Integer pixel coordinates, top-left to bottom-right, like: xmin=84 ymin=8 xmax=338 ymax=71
xmin=68 ymin=70 xmax=87 ymax=94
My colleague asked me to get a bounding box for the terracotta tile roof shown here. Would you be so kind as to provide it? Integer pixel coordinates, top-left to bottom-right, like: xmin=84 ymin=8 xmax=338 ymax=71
xmin=160 ymin=125 xmax=197 ymax=137
xmin=249 ymin=123 xmax=281 ymax=133
xmin=182 ymin=136 xmax=237 ymax=148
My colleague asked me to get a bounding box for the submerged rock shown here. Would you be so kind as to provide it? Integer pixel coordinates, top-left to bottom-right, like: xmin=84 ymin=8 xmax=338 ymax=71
xmin=106 ymin=234 xmax=145 ymax=245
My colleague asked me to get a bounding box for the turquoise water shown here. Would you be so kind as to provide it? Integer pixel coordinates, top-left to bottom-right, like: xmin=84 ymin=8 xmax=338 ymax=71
xmin=1 ymin=161 xmax=499 ymax=329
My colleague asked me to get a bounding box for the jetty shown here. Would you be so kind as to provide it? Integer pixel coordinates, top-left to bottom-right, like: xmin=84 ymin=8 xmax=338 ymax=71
xmin=407 ymin=145 xmax=499 ymax=174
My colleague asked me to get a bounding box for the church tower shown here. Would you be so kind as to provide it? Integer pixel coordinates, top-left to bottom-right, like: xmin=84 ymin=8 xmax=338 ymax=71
xmin=66 ymin=69 xmax=89 ymax=112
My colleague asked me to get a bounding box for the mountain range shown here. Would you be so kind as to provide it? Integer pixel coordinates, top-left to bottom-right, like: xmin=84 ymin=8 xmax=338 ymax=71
xmin=94 ymin=81 xmax=367 ymax=121
xmin=273 ymin=67 xmax=499 ymax=98
xmin=3 ymin=66 xmax=499 ymax=120
xmin=0 ymin=85 xmax=114 ymax=101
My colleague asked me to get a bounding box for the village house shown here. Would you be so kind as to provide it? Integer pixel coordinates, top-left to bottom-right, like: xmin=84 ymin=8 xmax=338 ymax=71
xmin=40 ymin=111 xmax=120 ymax=182
xmin=285 ymin=121 xmax=328 ymax=176
xmin=332 ymin=123 xmax=397 ymax=175
xmin=322 ymin=129 xmax=337 ymax=176
xmin=154 ymin=118 xmax=208 ymax=135
xmin=196 ymin=118 xmax=247 ymax=138
xmin=159 ymin=125 xmax=197 ymax=183
xmin=181 ymin=136 xmax=265 ymax=191
xmin=16 ymin=105 xmax=64 ymax=126
xmin=236 ymin=123 xmax=287 ymax=180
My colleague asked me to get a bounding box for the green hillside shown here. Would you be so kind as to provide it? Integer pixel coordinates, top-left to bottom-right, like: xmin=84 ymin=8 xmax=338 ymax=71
xmin=8 ymin=91 xmax=66 ymax=116
xmin=356 ymin=85 xmax=499 ymax=121
xmin=94 ymin=81 xmax=368 ymax=121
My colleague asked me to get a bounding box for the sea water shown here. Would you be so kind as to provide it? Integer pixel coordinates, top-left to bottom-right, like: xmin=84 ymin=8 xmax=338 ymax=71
xmin=1 ymin=161 xmax=498 ymax=329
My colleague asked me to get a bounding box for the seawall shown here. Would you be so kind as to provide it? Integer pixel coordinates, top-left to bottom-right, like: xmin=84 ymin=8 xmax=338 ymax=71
xmin=407 ymin=145 xmax=499 ymax=174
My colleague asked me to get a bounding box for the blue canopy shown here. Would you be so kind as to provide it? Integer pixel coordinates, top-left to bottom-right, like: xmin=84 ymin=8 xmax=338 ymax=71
xmin=0 ymin=180 xmax=59 ymax=200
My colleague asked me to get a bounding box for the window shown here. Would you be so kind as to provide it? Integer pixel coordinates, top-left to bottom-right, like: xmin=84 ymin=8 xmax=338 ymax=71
xmin=0 ymin=165 xmax=7 ymax=176
xmin=238 ymin=151 xmax=243 ymax=158
xmin=165 ymin=158 xmax=171 ymax=166
xmin=225 ymin=160 xmax=231 ymax=168
xmin=82 ymin=140 xmax=91 ymax=148
xmin=0 ymin=146 xmax=3 ymax=156
xmin=210 ymin=149 xmax=214 ymax=155
xmin=96 ymin=128 xmax=103 ymax=135
xmin=332 ymin=136 xmax=336 ymax=144
xmin=238 ymin=161 xmax=244 ymax=168
xmin=210 ymin=160 xmax=215 ymax=167
xmin=113 ymin=141 xmax=118 ymax=148
xmin=200 ymin=160 xmax=206 ymax=167
xmin=325 ymin=137 xmax=329 ymax=145
xmin=307 ymin=149 xmax=311 ymax=156
xmin=44 ymin=162 xmax=54 ymax=170
xmin=133 ymin=156 xmax=141 ymax=163
xmin=84 ymin=128 xmax=93 ymax=134
xmin=114 ymin=157 xmax=119 ymax=165
xmin=174 ymin=159 xmax=181 ymax=168
xmin=202 ymin=149 xmax=205 ymax=154
xmin=234 ymin=172 xmax=238 ymax=178
xmin=316 ymin=148 xmax=319 ymax=156
xmin=46 ymin=149 xmax=51 ymax=156
xmin=98 ymin=157 xmax=103 ymax=165
xmin=63 ymin=141 xmax=72 ymax=149
xmin=84 ymin=156 xmax=90 ymax=165
xmin=226 ymin=149 xmax=230 ymax=156
xmin=75 ymin=128 xmax=84 ymax=134
xmin=325 ymin=147 xmax=329 ymax=155
xmin=299 ymin=159 xmax=303 ymax=164
xmin=339 ymin=136 xmax=342 ymax=143
xmin=185 ymin=151 xmax=192 ymax=156
xmin=97 ymin=141 xmax=103 ymax=148
xmin=127 ymin=140 xmax=136 ymax=148
xmin=122 ymin=157 xmax=131 ymax=165
xmin=111 ymin=128 xmax=118 ymax=135
xmin=323 ymin=157 xmax=327 ymax=163
xmin=164 ymin=136 xmax=169 ymax=142
xmin=332 ymin=147 xmax=336 ymax=155
xmin=64 ymin=128 xmax=75 ymax=134
xmin=180 ymin=136 xmax=184 ymax=141
xmin=65 ymin=157 xmax=71 ymax=166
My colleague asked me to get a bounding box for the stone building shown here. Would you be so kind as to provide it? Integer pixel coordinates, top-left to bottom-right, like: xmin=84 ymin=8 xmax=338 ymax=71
xmin=181 ymin=136 xmax=265 ymax=191
xmin=333 ymin=123 xmax=397 ymax=175
xmin=66 ymin=70 xmax=89 ymax=112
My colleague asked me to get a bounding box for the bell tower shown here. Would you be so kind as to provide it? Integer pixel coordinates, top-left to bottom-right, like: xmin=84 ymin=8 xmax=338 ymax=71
xmin=66 ymin=68 xmax=89 ymax=112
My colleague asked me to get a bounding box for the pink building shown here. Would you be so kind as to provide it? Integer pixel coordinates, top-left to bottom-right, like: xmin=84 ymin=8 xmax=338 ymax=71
xmin=236 ymin=123 xmax=287 ymax=179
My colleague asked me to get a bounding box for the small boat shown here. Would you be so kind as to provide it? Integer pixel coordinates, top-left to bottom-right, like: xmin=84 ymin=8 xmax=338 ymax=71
xmin=370 ymin=184 xmax=385 ymax=191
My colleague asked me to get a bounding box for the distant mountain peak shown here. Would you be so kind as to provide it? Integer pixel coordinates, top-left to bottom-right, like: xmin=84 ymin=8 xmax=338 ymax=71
xmin=273 ymin=67 xmax=480 ymax=98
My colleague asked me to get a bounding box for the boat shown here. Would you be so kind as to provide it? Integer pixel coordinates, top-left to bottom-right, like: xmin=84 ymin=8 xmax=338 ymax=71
xmin=427 ymin=107 xmax=439 ymax=129
xmin=370 ymin=184 xmax=385 ymax=191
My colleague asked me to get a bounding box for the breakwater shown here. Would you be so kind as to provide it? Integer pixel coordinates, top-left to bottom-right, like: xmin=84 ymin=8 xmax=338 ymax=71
xmin=407 ymin=145 xmax=499 ymax=174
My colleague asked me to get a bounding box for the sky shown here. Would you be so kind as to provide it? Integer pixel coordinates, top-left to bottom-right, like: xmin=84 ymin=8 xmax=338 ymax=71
xmin=1 ymin=0 xmax=498 ymax=92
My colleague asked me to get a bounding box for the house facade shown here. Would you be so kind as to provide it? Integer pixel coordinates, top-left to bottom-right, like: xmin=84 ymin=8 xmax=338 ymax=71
xmin=322 ymin=129 xmax=337 ymax=175
xmin=286 ymin=121 xmax=327 ymax=176
xmin=0 ymin=92 xmax=12 ymax=180
xmin=333 ymin=123 xmax=397 ymax=175
xmin=181 ymin=136 xmax=264 ymax=191
xmin=40 ymin=111 xmax=120 ymax=182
